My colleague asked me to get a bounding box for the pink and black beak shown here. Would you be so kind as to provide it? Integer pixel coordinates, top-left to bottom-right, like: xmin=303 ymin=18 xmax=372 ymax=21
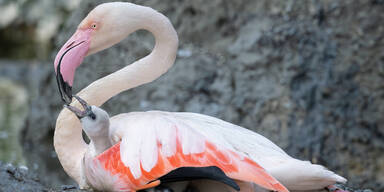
xmin=54 ymin=29 xmax=92 ymax=104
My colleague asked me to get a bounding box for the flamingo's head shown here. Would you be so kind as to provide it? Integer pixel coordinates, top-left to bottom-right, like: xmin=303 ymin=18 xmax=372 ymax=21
xmin=54 ymin=2 xmax=140 ymax=104
xmin=65 ymin=95 xmax=110 ymax=139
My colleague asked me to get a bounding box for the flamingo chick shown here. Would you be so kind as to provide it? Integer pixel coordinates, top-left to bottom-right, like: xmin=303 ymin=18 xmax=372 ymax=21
xmin=53 ymin=2 xmax=346 ymax=192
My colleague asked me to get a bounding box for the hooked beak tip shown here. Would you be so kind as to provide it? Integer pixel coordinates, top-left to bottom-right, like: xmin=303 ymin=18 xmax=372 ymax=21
xmin=56 ymin=71 xmax=73 ymax=105
xmin=63 ymin=91 xmax=73 ymax=105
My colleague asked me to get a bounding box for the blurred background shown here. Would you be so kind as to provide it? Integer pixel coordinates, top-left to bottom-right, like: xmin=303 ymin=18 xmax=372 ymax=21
xmin=0 ymin=0 xmax=383 ymax=191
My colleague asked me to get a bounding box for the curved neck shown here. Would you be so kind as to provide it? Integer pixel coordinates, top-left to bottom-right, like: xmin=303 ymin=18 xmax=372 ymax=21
xmin=54 ymin=5 xmax=178 ymax=187
xmin=80 ymin=7 xmax=178 ymax=106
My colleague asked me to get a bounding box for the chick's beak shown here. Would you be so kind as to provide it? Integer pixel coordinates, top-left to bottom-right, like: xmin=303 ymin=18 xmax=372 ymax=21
xmin=64 ymin=95 xmax=92 ymax=119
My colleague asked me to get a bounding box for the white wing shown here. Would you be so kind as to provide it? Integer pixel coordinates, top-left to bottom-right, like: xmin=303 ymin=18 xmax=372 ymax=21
xmin=109 ymin=111 xmax=287 ymax=174
xmin=170 ymin=112 xmax=291 ymax=162
xmin=109 ymin=111 xmax=346 ymax=190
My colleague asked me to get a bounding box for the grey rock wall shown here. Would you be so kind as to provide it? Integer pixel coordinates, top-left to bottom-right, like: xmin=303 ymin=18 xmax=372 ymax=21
xmin=0 ymin=78 xmax=28 ymax=165
xmin=1 ymin=0 xmax=382 ymax=191
xmin=0 ymin=0 xmax=81 ymax=59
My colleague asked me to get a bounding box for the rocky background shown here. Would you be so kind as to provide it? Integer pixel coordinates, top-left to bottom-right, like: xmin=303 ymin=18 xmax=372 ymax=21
xmin=0 ymin=0 xmax=382 ymax=191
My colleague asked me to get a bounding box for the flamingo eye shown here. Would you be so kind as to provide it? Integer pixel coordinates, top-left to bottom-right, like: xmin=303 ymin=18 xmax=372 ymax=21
xmin=89 ymin=113 xmax=96 ymax=120
xmin=91 ymin=24 xmax=97 ymax=29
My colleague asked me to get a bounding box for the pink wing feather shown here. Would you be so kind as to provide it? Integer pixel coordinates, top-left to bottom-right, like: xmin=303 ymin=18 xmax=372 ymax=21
xmin=92 ymin=111 xmax=288 ymax=192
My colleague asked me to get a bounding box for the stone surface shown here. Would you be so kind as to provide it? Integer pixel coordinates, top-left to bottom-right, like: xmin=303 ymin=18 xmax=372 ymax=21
xmin=0 ymin=60 xmax=71 ymax=187
xmin=0 ymin=0 xmax=382 ymax=191
xmin=0 ymin=78 xmax=28 ymax=165
xmin=0 ymin=161 xmax=87 ymax=192
xmin=0 ymin=161 xmax=372 ymax=192
xmin=0 ymin=161 xmax=47 ymax=192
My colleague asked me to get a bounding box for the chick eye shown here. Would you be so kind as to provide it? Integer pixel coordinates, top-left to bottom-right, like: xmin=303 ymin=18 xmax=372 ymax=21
xmin=89 ymin=113 xmax=96 ymax=120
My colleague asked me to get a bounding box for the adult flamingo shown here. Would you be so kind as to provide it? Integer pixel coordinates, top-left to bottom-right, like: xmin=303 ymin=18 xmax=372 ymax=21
xmin=54 ymin=2 xmax=346 ymax=192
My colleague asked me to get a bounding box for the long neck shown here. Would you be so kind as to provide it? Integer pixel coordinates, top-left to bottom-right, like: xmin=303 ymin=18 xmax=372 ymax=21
xmin=80 ymin=7 xmax=178 ymax=106
xmin=54 ymin=5 xmax=178 ymax=187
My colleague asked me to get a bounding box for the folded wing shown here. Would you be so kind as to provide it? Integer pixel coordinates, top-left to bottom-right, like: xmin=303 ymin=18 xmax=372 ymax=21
xmin=99 ymin=111 xmax=288 ymax=192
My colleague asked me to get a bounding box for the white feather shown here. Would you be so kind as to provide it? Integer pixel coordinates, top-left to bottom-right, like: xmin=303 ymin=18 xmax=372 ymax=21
xmin=156 ymin=120 xmax=176 ymax=157
xmin=118 ymin=114 xmax=143 ymax=179
xmin=154 ymin=115 xmax=176 ymax=157
xmin=140 ymin=115 xmax=158 ymax=172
